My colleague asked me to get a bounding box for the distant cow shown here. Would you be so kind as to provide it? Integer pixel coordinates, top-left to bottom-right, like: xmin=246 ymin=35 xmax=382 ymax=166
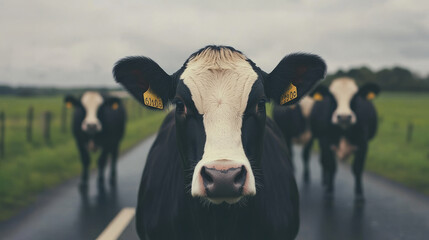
xmin=113 ymin=46 xmax=326 ymax=239
xmin=310 ymin=78 xmax=380 ymax=199
xmin=273 ymin=96 xmax=318 ymax=182
xmin=65 ymin=92 xmax=126 ymax=191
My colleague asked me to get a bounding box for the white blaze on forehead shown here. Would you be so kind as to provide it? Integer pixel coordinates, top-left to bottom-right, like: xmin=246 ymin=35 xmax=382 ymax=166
xmin=329 ymin=78 xmax=358 ymax=124
xmin=81 ymin=91 xmax=103 ymax=131
xmin=181 ymin=48 xmax=258 ymax=197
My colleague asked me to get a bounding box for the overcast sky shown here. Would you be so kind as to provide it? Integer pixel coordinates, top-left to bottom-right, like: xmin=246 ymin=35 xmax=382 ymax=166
xmin=1 ymin=0 xmax=428 ymax=87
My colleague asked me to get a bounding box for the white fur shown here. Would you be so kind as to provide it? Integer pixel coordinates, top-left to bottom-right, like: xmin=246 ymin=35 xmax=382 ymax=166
xmin=329 ymin=78 xmax=358 ymax=125
xmin=181 ymin=48 xmax=257 ymax=202
xmin=331 ymin=137 xmax=357 ymax=161
xmin=81 ymin=91 xmax=103 ymax=132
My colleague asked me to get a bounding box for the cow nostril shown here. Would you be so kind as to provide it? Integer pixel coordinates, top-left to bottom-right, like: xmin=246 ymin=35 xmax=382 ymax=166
xmin=234 ymin=166 xmax=247 ymax=185
xmin=201 ymin=167 xmax=213 ymax=184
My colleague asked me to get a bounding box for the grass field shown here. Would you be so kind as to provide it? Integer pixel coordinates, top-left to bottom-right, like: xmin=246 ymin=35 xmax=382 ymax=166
xmin=367 ymin=92 xmax=429 ymax=194
xmin=0 ymin=95 xmax=166 ymax=221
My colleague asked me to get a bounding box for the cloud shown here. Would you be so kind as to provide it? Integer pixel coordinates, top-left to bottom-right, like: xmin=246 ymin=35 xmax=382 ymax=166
xmin=0 ymin=0 xmax=428 ymax=87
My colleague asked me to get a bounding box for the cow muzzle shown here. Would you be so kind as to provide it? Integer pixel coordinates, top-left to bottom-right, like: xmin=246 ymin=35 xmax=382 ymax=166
xmin=191 ymin=160 xmax=256 ymax=204
xmin=82 ymin=122 xmax=102 ymax=134
xmin=201 ymin=165 xmax=246 ymax=199
xmin=337 ymin=114 xmax=352 ymax=126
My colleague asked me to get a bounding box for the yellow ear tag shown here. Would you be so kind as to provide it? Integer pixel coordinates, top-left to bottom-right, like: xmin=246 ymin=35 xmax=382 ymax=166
xmin=313 ymin=92 xmax=324 ymax=101
xmin=366 ymin=92 xmax=375 ymax=100
xmin=66 ymin=102 xmax=72 ymax=109
xmin=280 ymin=83 xmax=298 ymax=105
xmin=143 ymin=87 xmax=164 ymax=109
xmin=112 ymin=102 xmax=119 ymax=110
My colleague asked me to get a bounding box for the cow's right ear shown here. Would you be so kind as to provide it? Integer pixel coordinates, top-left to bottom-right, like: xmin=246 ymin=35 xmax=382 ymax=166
xmin=113 ymin=57 xmax=177 ymax=110
xmin=64 ymin=95 xmax=80 ymax=108
xmin=310 ymin=85 xmax=331 ymax=101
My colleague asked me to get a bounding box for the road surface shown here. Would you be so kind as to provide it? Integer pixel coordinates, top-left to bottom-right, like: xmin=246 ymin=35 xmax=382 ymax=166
xmin=1 ymin=136 xmax=429 ymax=240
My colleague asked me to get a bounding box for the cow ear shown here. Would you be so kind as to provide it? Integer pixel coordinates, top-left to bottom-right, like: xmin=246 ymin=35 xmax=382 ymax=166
xmin=265 ymin=53 xmax=327 ymax=106
xmin=310 ymin=85 xmax=331 ymax=101
xmin=113 ymin=57 xmax=176 ymax=110
xmin=64 ymin=95 xmax=80 ymax=108
xmin=104 ymin=97 xmax=122 ymax=110
xmin=358 ymin=83 xmax=380 ymax=100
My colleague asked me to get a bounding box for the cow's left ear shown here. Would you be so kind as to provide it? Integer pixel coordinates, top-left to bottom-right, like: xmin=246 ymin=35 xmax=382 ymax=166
xmin=358 ymin=83 xmax=380 ymax=100
xmin=104 ymin=97 xmax=122 ymax=110
xmin=64 ymin=95 xmax=80 ymax=108
xmin=265 ymin=53 xmax=327 ymax=106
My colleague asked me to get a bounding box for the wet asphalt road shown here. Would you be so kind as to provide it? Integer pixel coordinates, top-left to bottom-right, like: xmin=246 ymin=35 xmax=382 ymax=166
xmin=1 ymin=137 xmax=429 ymax=240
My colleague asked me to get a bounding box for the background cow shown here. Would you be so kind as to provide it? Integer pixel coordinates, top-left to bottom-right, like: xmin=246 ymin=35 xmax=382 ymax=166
xmin=65 ymin=92 xmax=126 ymax=191
xmin=113 ymin=46 xmax=326 ymax=240
xmin=310 ymin=78 xmax=380 ymax=200
xmin=273 ymin=96 xmax=317 ymax=182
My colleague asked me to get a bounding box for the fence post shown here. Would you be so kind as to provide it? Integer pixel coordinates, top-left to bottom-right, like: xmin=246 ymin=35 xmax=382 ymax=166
xmin=0 ymin=111 xmax=5 ymax=158
xmin=43 ymin=111 xmax=52 ymax=144
xmin=27 ymin=106 xmax=34 ymax=142
xmin=406 ymin=122 xmax=413 ymax=143
xmin=61 ymin=103 xmax=67 ymax=133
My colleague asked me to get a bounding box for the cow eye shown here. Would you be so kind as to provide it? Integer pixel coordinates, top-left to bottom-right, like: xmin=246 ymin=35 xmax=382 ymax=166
xmin=257 ymin=99 xmax=266 ymax=111
xmin=176 ymin=100 xmax=185 ymax=113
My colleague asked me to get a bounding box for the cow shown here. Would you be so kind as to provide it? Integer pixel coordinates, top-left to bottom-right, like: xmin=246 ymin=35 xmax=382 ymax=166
xmin=64 ymin=91 xmax=126 ymax=191
xmin=310 ymin=77 xmax=380 ymax=200
xmin=113 ymin=46 xmax=326 ymax=240
xmin=272 ymin=96 xmax=317 ymax=182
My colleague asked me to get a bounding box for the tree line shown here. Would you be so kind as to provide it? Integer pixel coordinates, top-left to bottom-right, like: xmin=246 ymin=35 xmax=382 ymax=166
xmin=324 ymin=66 xmax=429 ymax=92
xmin=1 ymin=65 xmax=429 ymax=94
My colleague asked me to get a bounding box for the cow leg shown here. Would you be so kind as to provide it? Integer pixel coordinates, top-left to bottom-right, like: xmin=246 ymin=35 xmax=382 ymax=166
xmin=352 ymin=144 xmax=368 ymax=200
xmin=319 ymin=138 xmax=336 ymax=193
xmin=109 ymin=144 xmax=119 ymax=187
xmin=302 ymin=138 xmax=314 ymax=183
xmin=97 ymin=149 xmax=109 ymax=190
xmin=77 ymin=144 xmax=90 ymax=192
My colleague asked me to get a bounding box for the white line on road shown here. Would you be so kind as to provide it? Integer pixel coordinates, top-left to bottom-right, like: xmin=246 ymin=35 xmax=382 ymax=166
xmin=96 ymin=207 xmax=136 ymax=240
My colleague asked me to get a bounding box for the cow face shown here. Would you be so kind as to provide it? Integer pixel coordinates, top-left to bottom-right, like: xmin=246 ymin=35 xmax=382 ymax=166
xmin=113 ymin=46 xmax=326 ymax=204
xmin=312 ymin=78 xmax=380 ymax=128
xmin=65 ymin=92 xmax=121 ymax=134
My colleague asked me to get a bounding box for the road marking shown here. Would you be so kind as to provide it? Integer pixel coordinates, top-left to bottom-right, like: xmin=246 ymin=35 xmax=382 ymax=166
xmin=96 ymin=207 xmax=136 ymax=240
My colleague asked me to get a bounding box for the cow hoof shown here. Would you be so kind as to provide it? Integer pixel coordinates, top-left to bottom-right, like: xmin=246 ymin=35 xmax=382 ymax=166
xmin=355 ymin=194 xmax=365 ymax=204
xmin=109 ymin=177 xmax=117 ymax=187
xmin=303 ymin=172 xmax=310 ymax=184
xmin=79 ymin=183 xmax=88 ymax=193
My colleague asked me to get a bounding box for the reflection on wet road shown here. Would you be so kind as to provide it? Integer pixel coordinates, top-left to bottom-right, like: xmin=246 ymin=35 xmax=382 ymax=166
xmin=0 ymin=135 xmax=155 ymax=240
xmin=295 ymin=145 xmax=429 ymax=240
xmin=1 ymin=138 xmax=429 ymax=240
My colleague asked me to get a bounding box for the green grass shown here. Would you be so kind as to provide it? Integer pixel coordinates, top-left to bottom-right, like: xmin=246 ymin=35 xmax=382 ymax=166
xmin=0 ymin=96 xmax=166 ymax=221
xmin=367 ymin=92 xmax=429 ymax=194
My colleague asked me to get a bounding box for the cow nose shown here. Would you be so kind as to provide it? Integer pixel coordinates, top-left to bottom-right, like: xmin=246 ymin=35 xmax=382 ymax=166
xmin=86 ymin=124 xmax=98 ymax=133
xmin=337 ymin=114 xmax=352 ymax=124
xmin=201 ymin=166 xmax=247 ymax=198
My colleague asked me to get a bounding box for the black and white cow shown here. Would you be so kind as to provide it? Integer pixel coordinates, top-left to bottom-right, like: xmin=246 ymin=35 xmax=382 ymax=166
xmin=273 ymin=96 xmax=317 ymax=182
xmin=65 ymin=91 xmax=126 ymax=191
xmin=113 ymin=46 xmax=326 ymax=240
xmin=310 ymin=77 xmax=380 ymax=199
